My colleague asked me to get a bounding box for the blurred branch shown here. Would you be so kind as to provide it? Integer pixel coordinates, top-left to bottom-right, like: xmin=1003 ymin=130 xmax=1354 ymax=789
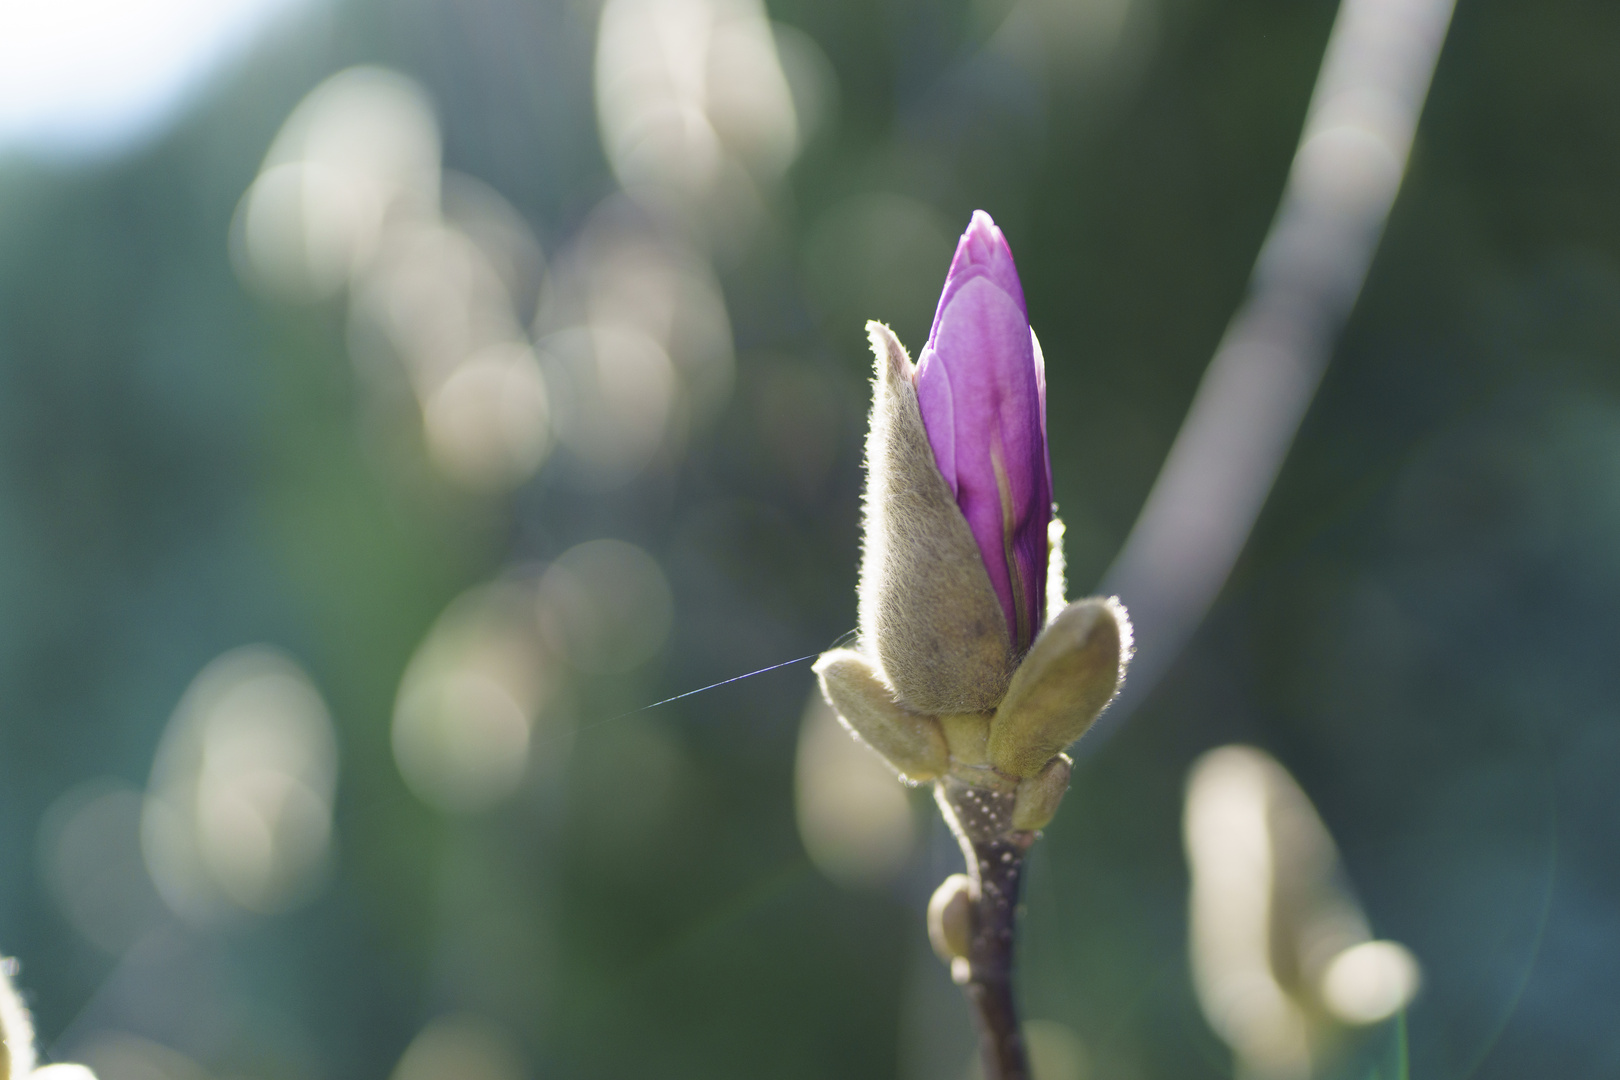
xmin=1085 ymin=0 xmax=1459 ymax=747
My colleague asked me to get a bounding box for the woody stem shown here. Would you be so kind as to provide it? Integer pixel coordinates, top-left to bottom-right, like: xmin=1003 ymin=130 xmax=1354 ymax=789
xmin=937 ymin=776 xmax=1034 ymax=1080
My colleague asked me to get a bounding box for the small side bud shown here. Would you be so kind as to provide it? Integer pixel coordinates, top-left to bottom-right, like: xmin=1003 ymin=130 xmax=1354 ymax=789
xmin=927 ymin=872 xmax=976 ymax=966
xmin=1011 ymin=753 xmax=1072 ymax=831
xmin=988 ymin=597 xmax=1133 ymax=778
xmin=815 ymin=649 xmax=949 ymax=782
xmin=34 ymin=1068 xmax=99 ymax=1080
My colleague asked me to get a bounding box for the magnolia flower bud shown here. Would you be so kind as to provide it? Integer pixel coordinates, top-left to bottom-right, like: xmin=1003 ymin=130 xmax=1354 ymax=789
xmin=823 ymin=210 xmax=1132 ymax=838
xmin=819 ymin=214 xmax=1135 ymax=1076
xmin=853 ymin=211 xmax=1068 ymax=717
xmin=915 ymin=210 xmax=1052 ymax=654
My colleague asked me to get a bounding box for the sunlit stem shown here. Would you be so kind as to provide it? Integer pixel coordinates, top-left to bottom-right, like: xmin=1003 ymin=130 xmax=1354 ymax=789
xmin=936 ymin=773 xmax=1037 ymax=1080
xmin=1093 ymin=0 xmax=1460 ymax=745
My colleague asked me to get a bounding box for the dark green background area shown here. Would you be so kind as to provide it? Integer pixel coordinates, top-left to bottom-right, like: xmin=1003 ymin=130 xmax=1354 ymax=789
xmin=3 ymin=0 xmax=1618 ymax=1076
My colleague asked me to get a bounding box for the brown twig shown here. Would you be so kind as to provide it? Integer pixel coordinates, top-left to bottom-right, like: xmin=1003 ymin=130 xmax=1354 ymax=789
xmin=937 ymin=775 xmax=1037 ymax=1080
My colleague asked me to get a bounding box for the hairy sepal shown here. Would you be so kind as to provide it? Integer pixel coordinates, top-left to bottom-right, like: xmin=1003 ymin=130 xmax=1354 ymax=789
xmin=814 ymin=648 xmax=949 ymax=782
xmin=988 ymin=596 xmax=1132 ymax=778
xmin=857 ymin=322 xmax=1014 ymax=713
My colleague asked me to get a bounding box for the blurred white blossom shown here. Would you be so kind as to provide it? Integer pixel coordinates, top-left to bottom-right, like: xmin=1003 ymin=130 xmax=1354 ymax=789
xmin=1184 ymin=746 xmax=1420 ymax=1079
xmin=233 ymin=67 xmax=554 ymax=493
xmin=390 ymin=1015 xmax=525 ymax=1080
xmin=394 ymin=578 xmax=564 ymax=814
xmin=794 ymin=689 xmax=916 ymax=888
xmin=537 ymin=540 xmax=673 ymax=674
xmin=143 ymin=646 xmax=338 ymax=919
xmin=595 ymin=0 xmax=798 ymax=208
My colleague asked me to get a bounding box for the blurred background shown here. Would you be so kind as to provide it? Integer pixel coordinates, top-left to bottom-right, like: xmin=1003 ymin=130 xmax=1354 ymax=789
xmin=1 ymin=0 xmax=1617 ymax=1077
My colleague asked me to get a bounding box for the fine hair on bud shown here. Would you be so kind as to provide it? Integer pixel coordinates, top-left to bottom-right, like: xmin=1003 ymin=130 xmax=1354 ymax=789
xmin=856 ymin=322 xmax=1015 ymax=714
xmin=1045 ymin=516 xmax=1067 ymax=630
xmin=989 ymin=597 xmax=1133 ymax=778
xmin=1 ymin=957 xmax=36 ymax=1080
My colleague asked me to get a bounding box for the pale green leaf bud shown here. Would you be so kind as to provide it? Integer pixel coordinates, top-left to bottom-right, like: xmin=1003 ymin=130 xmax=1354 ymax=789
xmin=988 ymin=596 xmax=1133 ymax=778
xmin=927 ymin=872 xmax=976 ymax=965
xmin=856 ymin=322 xmax=1015 ymax=714
xmin=1011 ymin=753 xmax=1072 ymax=831
xmin=814 ymin=649 xmax=949 ymax=782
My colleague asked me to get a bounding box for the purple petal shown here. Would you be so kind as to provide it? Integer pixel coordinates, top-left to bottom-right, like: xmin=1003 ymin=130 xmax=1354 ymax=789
xmin=1032 ymin=329 xmax=1052 ymax=499
xmin=927 ymin=210 xmax=1028 ymax=338
xmin=915 ymin=211 xmax=1051 ymax=651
